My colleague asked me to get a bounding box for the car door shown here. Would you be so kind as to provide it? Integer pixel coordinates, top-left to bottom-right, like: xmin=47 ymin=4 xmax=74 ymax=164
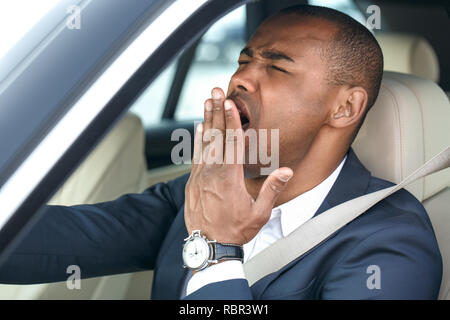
xmin=0 ymin=0 xmax=249 ymax=299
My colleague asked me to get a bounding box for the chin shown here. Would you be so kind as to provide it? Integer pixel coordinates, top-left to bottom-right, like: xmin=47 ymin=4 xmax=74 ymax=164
xmin=243 ymin=164 xmax=261 ymax=179
xmin=243 ymin=164 xmax=276 ymax=179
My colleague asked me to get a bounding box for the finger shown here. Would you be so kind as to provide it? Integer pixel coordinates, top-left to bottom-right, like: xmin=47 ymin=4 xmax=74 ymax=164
xmin=224 ymin=99 xmax=242 ymax=130
xmin=192 ymin=122 xmax=204 ymax=169
xmin=254 ymin=167 xmax=294 ymax=215
xmin=211 ymin=88 xmax=226 ymax=135
xmin=204 ymin=128 xmax=224 ymax=166
xmin=203 ymin=99 xmax=213 ymax=143
xmin=224 ymin=99 xmax=244 ymax=166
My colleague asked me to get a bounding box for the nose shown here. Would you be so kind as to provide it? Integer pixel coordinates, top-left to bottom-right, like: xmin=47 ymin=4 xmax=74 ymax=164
xmin=229 ymin=64 xmax=258 ymax=94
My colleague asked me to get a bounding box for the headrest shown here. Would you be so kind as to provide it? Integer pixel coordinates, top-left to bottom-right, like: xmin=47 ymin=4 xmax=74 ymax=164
xmin=375 ymin=33 xmax=440 ymax=83
xmin=352 ymin=71 xmax=450 ymax=201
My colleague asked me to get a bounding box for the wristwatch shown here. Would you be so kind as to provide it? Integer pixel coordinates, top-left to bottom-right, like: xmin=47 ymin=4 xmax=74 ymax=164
xmin=182 ymin=230 xmax=244 ymax=271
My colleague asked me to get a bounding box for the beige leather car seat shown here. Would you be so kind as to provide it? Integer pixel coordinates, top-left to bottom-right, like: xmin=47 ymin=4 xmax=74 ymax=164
xmin=0 ymin=112 xmax=153 ymax=299
xmin=352 ymin=71 xmax=450 ymax=299
xmin=49 ymin=112 xmax=147 ymax=205
xmin=375 ymin=33 xmax=440 ymax=83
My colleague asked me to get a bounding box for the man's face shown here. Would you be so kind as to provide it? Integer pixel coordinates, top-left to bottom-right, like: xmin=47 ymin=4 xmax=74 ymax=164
xmin=226 ymin=14 xmax=339 ymax=178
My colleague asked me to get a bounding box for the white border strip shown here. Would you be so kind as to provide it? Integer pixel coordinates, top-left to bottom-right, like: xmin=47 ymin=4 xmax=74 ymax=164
xmin=0 ymin=0 xmax=208 ymax=229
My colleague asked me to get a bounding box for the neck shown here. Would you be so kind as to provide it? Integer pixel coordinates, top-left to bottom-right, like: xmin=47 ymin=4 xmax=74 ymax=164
xmin=245 ymin=135 xmax=349 ymax=208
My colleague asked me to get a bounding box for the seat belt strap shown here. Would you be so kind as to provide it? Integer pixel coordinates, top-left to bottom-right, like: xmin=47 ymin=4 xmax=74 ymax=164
xmin=243 ymin=146 xmax=450 ymax=286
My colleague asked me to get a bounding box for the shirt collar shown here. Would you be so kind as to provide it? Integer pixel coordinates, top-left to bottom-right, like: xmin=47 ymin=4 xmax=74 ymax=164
xmin=275 ymin=155 xmax=348 ymax=236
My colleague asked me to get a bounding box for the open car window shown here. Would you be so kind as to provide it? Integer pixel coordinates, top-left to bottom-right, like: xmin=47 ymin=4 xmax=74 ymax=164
xmin=0 ymin=0 xmax=249 ymax=262
xmin=175 ymin=6 xmax=247 ymax=121
xmin=130 ymin=5 xmax=247 ymax=125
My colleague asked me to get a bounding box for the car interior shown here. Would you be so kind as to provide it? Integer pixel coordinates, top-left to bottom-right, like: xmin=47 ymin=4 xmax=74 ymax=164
xmin=0 ymin=0 xmax=448 ymax=299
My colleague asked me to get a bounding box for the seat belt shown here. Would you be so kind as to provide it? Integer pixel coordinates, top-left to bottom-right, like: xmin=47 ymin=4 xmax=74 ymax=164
xmin=243 ymin=146 xmax=450 ymax=286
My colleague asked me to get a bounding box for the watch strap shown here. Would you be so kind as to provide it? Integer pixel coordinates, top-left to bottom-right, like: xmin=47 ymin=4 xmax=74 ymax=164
xmin=212 ymin=242 xmax=244 ymax=262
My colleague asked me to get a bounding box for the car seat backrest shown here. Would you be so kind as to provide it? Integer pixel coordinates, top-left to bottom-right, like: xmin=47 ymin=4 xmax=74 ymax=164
xmin=352 ymin=71 xmax=450 ymax=299
xmin=375 ymin=32 xmax=440 ymax=83
xmin=48 ymin=112 xmax=146 ymax=205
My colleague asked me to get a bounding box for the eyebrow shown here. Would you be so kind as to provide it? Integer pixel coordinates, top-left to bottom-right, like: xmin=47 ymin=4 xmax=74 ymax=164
xmin=240 ymin=47 xmax=295 ymax=63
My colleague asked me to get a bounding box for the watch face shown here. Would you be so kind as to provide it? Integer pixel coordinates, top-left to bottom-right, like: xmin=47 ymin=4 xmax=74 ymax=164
xmin=182 ymin=237 xmax=210 ymax=269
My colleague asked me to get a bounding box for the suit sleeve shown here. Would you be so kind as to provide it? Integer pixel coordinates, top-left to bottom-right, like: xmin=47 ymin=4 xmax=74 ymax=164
xmin=0 ymin=174 xmax=189 ymax=284
xmin=320 ymin=221 xmax=443 ymax=300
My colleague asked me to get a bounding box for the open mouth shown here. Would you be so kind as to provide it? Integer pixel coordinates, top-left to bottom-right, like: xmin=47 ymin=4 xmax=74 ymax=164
xmin=239 ymin=111 xmax=250 ymax=130
xmin=232 ymin=96 xmax=251 ymax=131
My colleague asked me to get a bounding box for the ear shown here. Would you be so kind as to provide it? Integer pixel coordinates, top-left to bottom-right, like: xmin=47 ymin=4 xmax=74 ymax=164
xmin=327 ymin=86 xmax=368 ymax=129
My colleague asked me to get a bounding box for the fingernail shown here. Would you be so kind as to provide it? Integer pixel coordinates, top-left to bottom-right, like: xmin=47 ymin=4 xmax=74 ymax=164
xmin=211 ymin=88 xmax=222 ymax=100
xmin=278 ymin=169 xmax=293 ymax=182
xmin=224 ymin=100 xmax=232 ymax=111
xmin=205 ymin=100 xmax=212 ymax=111
xmin=197 ymin=123 xmax=203 ymax=132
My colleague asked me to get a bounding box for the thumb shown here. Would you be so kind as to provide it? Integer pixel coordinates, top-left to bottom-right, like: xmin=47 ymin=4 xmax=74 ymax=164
xmin=254 ymin=167 xmax=293 ymax=213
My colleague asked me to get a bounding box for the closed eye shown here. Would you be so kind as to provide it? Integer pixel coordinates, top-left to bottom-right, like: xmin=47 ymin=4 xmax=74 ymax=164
xmin=271 ymin=65 xmax=287 ymax=73
xmin=238 ymin=61 xmax=288 ymax=73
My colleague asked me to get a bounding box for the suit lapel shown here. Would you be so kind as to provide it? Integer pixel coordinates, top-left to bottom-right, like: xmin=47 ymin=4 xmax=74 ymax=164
xmin=313 ymin=147 xmax=371 ymax=217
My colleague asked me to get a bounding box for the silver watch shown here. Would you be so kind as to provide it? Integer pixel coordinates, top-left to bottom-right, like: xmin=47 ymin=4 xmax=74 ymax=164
xmin=182 ymin=230 xmax=244 ymax=271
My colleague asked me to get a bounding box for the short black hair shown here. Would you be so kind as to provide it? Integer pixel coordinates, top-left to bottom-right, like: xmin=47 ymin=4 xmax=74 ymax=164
xmin=278 ymin=4 xmax=384 ymax=144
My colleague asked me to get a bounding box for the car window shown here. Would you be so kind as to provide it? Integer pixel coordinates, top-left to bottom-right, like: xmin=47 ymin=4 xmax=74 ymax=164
xmin=0 ymin=0 xmax=244 ymax=262
xmin=175 ymin=5 xmax=246 ymax=120
xmin=130 ymin=5 xmax=247 ymax=125
xmin=129 ymin=60 xmax=177 ymax=126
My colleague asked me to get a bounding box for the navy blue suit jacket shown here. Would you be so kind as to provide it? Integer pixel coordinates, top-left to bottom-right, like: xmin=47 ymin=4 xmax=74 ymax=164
xmin=0 ymin=148 xmax=442 ymax=299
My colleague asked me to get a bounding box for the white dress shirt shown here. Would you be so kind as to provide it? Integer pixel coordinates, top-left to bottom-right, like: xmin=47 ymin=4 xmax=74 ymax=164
xmin=185 ymin=155 xmax=347 ymax=296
